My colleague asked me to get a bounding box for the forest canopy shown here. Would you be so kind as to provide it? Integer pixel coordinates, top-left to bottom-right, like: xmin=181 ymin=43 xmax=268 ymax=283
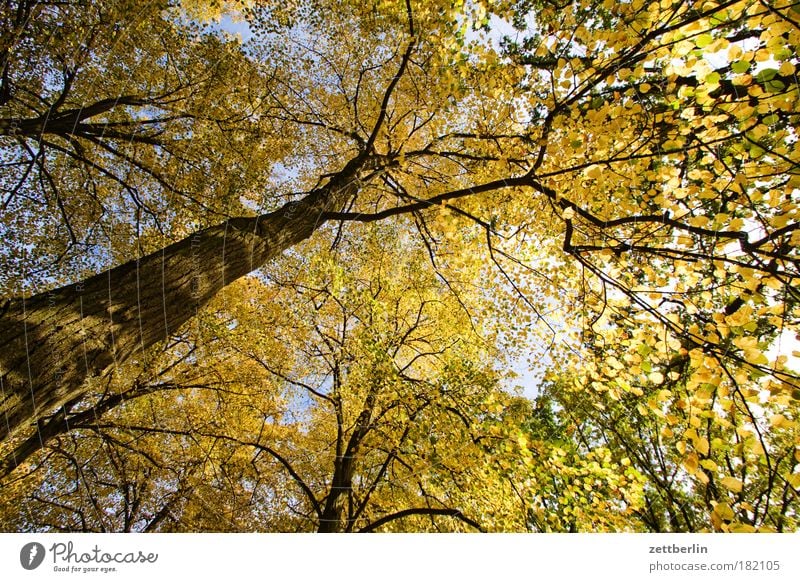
xmin=0 ymin=0 xmax=798 ymax=532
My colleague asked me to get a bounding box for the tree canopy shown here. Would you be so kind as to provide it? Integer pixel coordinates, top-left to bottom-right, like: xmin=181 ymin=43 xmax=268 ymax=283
xmin=0 ymin=0 xmax=798 ymax=532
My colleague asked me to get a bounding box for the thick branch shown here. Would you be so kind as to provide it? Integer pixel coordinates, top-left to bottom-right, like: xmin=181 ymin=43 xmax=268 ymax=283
xmin=0 ymin=159 xmax=364 ymax=442
xmin=358 ymin=507 xmax=485 ymax=533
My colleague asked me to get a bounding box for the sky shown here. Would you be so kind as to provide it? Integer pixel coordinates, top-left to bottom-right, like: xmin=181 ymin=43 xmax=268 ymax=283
xmin=207 ymin=5 xmax=800 ymax=394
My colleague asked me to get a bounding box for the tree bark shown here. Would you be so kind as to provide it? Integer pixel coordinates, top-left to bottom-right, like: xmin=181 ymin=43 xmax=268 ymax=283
xmin=0 ymin=157 xmax=365 ymax=444
xmin=318 ymin=384 xmax=378 ymax=532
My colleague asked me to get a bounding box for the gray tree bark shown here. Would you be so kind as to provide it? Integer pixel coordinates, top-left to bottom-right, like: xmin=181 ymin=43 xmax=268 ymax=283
xmin=0 ymin=157 xmax=365 ymax=444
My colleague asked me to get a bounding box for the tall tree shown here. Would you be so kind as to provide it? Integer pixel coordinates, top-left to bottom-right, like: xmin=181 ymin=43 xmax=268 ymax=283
xmin=1 ymin=0 xmax=798 ymax=531
xmin=1 ymin=224 xmax=534 ymax=532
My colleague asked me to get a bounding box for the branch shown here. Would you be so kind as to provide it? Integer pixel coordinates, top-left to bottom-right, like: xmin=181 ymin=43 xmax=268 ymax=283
xmin=364 ymin=5 xmax=416 ymax=155
xmin=358 ymin=507 xmax=485 ymax=532
xmin=322 ymin=175 xmax=530 ymax=222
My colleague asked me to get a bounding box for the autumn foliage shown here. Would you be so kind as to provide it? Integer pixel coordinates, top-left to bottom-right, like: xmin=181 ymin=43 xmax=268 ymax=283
xmin=0 ymin=0 xmax=798 ymax=532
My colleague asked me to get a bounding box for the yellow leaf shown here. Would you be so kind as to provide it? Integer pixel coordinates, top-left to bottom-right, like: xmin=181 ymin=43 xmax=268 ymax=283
xmin=720 ymin=476 xmax=743 ymax=493
xmin=684 ymin=452 xmax=698 ymax=472
xmin=711 ymin=510 xmax=723 ymax=530
xmin=770 ymin=414 xmax=795 ymax=429
xmin=778 ymin=61 xmax=795 ymax=76
xmin=744 ymin=348 xmax=769 ymax=366
xmin=700 ymin=459 xmax=717 ymax=471
xmin=785 ymin=473 xmax=800 ymax=489
xmin=713 ymin=502 xmax=734 ymax=521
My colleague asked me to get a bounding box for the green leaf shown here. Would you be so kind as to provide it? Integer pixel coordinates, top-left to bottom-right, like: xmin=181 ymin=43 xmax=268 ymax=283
xmin=695 ymin=33 xmax=713 ymax=48
xmin=755 ymin=68 xmax=778 ymax=84
xmin=766 ymin=79 xmax=786 ymax=93
xmin=731 ymin=60 xmax=749 ymax=74
xmin=710 ymin=10 xmax=729 ymax=25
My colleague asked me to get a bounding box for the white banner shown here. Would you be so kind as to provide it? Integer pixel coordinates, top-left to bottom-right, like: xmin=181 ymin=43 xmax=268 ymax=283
xmin=1 ymin=533 xmax=799 ymax=581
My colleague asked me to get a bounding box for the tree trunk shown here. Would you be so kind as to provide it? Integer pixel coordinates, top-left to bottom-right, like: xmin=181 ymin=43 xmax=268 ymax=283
xmin=0 ymin=159 xmax=363 ymax=444
xmin=318 ymin=386 xmax=377 ymax=532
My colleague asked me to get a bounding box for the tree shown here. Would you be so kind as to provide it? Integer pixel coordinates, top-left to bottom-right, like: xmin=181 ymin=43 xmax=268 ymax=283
xmin=0 ymin=0 xmax=389 ymax=440
xmin=1 ymin=0 xmax=799 ymax=531
xmin=0 ymin=224 xmax=534 ymax=532
xmin=0 ymin=223 xmax=650 ymax=532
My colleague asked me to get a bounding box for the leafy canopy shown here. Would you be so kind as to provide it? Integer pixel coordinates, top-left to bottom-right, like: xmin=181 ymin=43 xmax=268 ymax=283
xmin=0 ymin=0 xmax=798 ymax=532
